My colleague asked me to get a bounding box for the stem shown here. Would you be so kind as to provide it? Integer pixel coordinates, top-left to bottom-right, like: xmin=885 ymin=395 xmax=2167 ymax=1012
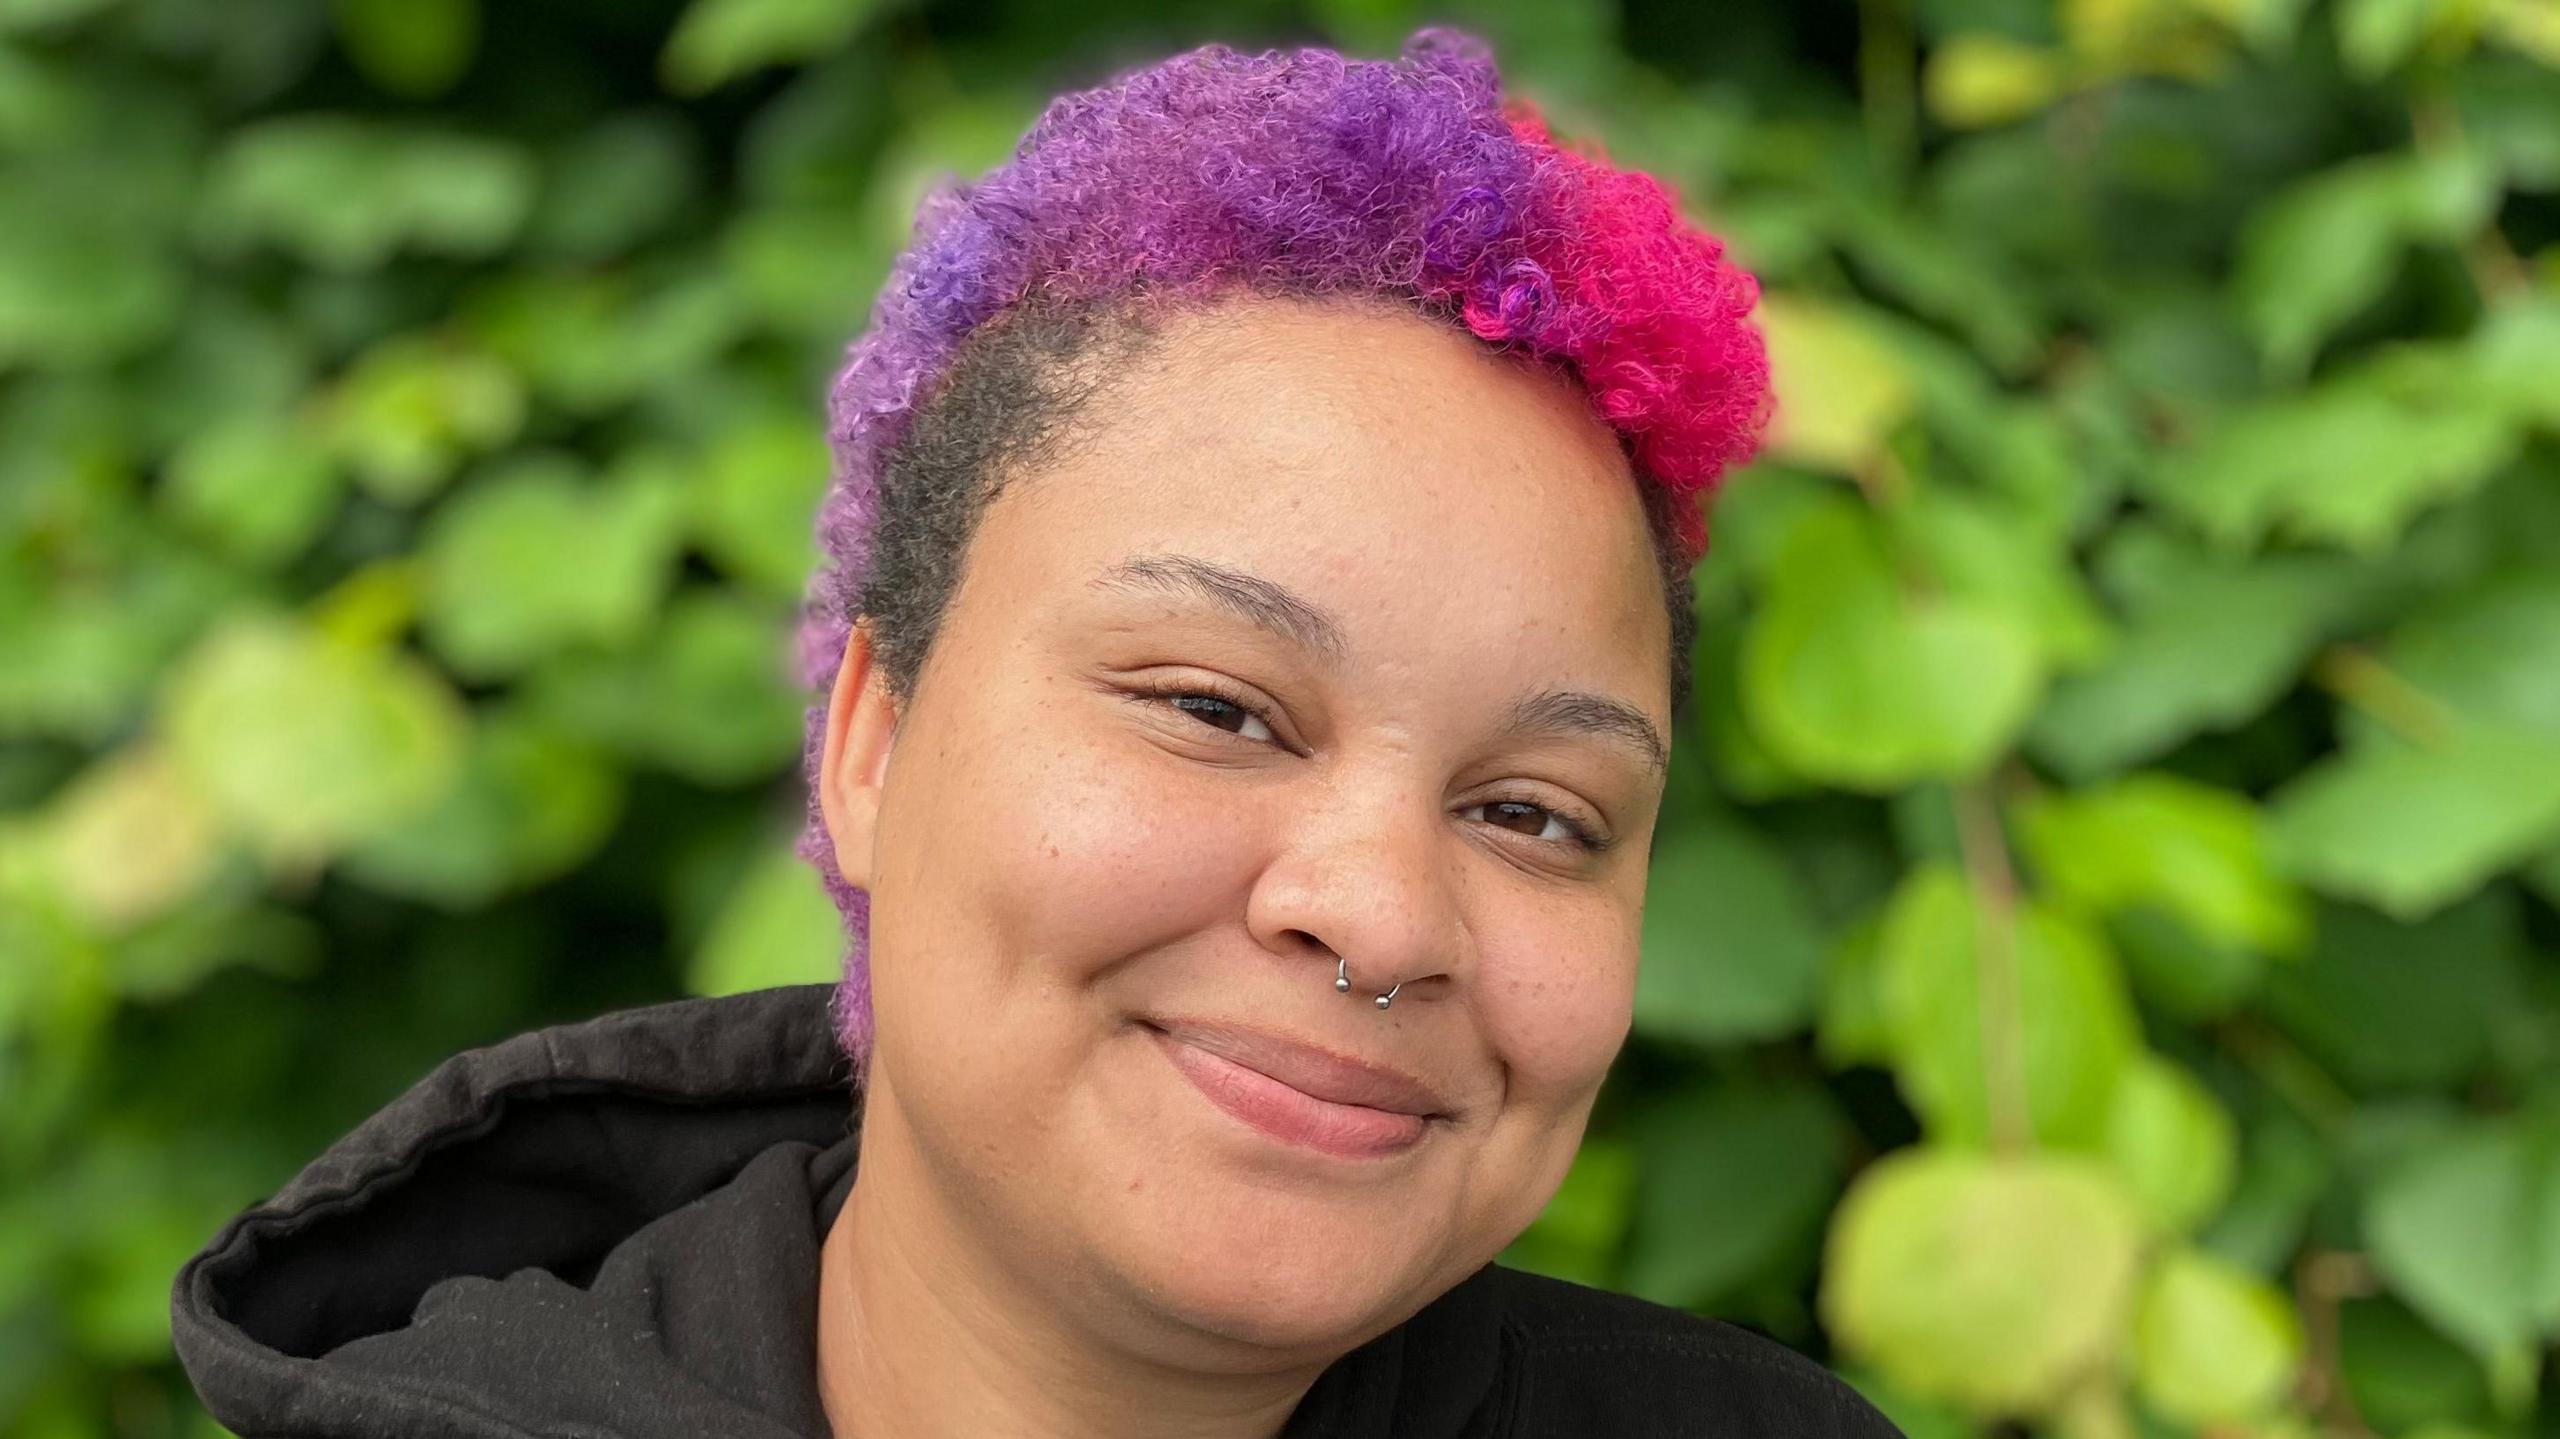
xmin=1858 ymin=0 xmax=1916 ymax=180
xmin=2220 ymin=1014 xmax=2355 ymax=1140
xmin=2294 ymin=1248 xmax=2380 ymax=1438
xmin=2409 ymin=94 xmax=2530 ymax=310
xmin=2049 ymin=1369 xmax=2133 ymax=1439
xmin=2312 ymin=645 xmax=2462 ymax=751
xmin=1956 ymin=781 xmax=2033 ymax=1154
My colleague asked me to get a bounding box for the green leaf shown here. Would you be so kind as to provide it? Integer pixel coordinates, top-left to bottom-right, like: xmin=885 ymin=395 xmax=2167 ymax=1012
xmin=661 ymin=0 xmax=888 ymax=95
xmin=328 ymin=0 xmax=478 ymax=97
xmin=2528 ymin=845 xmax=2560 ymax=911
xmin=418 ymin=452 xmax=684 ymax=678
xmin=2144 ymin=370 xmax=2523 ymax=554
xmin=2028 ymin=527 xmax=2365 ymax=779
xmin=2107 ymin=905 xmax=2267 ymax=1021
xmin=0 ymin=222 xmax=181 ymax=368
xmin=2467 ymin=295 xmax=2560 ymax=425
xmin=21 ymin=745 xmax=222 ymax=935
xmin=2262 ymin=892 xmax=2524 ymax=1094
xmin=160 ymin=412 xmax=343 ymax=568
xmin=2268 ymin=725 xmax=2560 ymax=919
xmin=528 ymin=589 xmax=805 ymax=786
xmin=528 ymin=113 xmax=700 ymax=260
xmin=2365 ymin=1108 xmax=2560 ymax=1362
xmin=723 ymin=200 xmax=894 ymax=341
xmin=2018 ymin=772 xmax=2310 ymax=956
xmin=686 ymin=837 xmax=843 ymax=994
xmin=0 ymin=553 xmax=234 ymax=745
xmin=468 ymin=270 xmax=743 ymax=413
xmin=1694 ymin=610 xmax=1814 ymax=801
xmin=125 ymin=291 xmax=311 ymax=464
xmin=2132 ymin=1245 xmax=2305 ymax=1426
xmin=1742 ymin=500 xmax=2041 ymax=790
xmin=1924 ymin=34 xmax=2065 ymax=129
xmin=1623 ymin=1082 xmax=1843 ymax=1308
xmin=2202 ymin=1107 xmax=2334 ymax=1274
xmin=1892 ymin=483 xmax=2111 ymax=671
xmin=2345 ymin=569 xmax=2560 ymax=753
xmin=2337 ymin=0 xmax=2446 ymax=77
xmin=2462 ymin=50 xmax=2560 ymax=186
xmin=160 ymin=614 xmax=467 ymax=867
xmin=689 ymin=412 xmax=831 ymax=597
xmin=1822 ymin=1147 xmax=2143 ymax=1414
xmin=0 ymin=0 xmax=119 ymax=31
xmin=1834 ymin=199 xmax=2049 ymax=376
xmin=2487 ymin=0 xmax=2560 ymax=65
xmin=341 ymin=707 xmax=623 ymax=910
xmin=1757 ymin=295 xmax=1919 ymax=475
xmin=1816 ymin=912 xmax=1894 ymax=1067
xmin=2340 ymin=1296 xmax=2498 ymax=1434
xmin=1500 ymin=1135 xmax=1639 ymax=1289
xmin=321 ymin=334 xmax=526 ymax=504
xmin=2102 ymin=1052 xmax=2238 ymax=1234
xmin=62 ymin=1184 xmax=234 ymax=1362
xmin=2233 ymin=147 xmax=2500 ymax=378
xmin=1875 ymin=866 xmax=2141 ymax=1149
xmin=1919 ymin=370 xmax=2105 ymax=542
xmin=197 ymin=117 xmax=536 ymax=270
xmin=1634 ymin=820 xmax=1827 ymax=1045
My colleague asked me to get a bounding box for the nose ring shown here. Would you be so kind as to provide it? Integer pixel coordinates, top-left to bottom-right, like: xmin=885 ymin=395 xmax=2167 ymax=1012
xmin=1334 ymin=955 xmax=1402 ymax=1010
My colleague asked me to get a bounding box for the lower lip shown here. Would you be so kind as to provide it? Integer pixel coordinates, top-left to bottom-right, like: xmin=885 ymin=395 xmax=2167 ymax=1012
xmin=1145 ymin=1026 xmax=1431 ymax=1160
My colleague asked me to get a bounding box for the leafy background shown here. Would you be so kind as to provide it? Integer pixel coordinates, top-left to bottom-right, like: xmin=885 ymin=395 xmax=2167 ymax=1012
xmin=2 ymin=0 xmax=2557 ymax=1433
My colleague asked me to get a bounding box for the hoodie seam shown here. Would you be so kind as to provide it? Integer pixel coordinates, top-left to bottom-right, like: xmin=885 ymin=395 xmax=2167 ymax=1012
xmin=181 ymin=1075 xmax=854 ymax=1338
xmin=1490 ymin=1312 xmax=1532 ymax=1438
xmin=223 ymin=1078 xmax=851 ymax=1241
xmin=175 ymin=1076 xmax=852 ymax=1439
xmin=1515 ymin=1333 xmax=1868 ymax=1435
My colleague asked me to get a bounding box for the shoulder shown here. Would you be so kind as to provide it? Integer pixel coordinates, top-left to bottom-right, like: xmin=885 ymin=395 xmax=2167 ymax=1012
xmin=1480 ymin=1265 xmax=1908 ymax=1437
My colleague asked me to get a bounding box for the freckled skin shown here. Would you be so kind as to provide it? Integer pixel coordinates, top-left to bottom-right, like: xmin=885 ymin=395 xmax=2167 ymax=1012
xmin=815 ymin=295 xmax=1672 ymax=1407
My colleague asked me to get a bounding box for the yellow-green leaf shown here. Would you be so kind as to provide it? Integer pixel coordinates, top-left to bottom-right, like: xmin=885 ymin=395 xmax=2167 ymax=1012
xmin=1824 ymin=1147 xmax=2143 ymax=1414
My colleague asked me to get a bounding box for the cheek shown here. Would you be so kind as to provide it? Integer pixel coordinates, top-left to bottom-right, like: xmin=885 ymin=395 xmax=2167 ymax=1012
xmin=1472 ymin=894 xmax=1640 ymax=1098
xmin=903 ymin=685 xmax=1263 ymax=992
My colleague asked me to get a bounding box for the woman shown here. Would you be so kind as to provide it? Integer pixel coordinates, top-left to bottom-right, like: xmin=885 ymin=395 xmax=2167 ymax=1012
xmin=174 ymin=30 xmax=1906 ymax=1439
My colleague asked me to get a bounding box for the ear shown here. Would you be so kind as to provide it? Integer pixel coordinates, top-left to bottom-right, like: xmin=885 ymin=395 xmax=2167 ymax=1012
xmin=817 ymin=617 xmax=900 ymax=891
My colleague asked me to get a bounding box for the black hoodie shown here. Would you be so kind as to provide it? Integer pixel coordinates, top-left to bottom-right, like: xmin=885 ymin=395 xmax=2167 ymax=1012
xmin=172 ymin=983 xmax=1907 ymax=1438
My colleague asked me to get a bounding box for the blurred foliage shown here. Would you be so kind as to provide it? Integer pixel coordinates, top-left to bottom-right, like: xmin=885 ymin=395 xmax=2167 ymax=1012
xmin=0 ymin=0 xmax=2555 ymax=1434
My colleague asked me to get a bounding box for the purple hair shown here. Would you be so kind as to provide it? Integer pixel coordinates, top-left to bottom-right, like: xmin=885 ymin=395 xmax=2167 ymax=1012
xmin=794 ymin=28 xmax=1772 ymax=1072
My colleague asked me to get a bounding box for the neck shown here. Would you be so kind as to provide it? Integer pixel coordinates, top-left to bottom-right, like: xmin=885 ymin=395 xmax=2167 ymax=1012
xmin=815 ymin=1071 xmax=1328 ymax=1439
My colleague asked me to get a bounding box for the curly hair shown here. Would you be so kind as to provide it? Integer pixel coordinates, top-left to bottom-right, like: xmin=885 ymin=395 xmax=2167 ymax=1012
xmin=795 ymin=27 xmax=1772 ymax=1072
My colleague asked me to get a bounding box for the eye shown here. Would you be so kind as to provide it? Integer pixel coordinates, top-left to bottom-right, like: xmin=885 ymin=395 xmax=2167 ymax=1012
xmin=1128 ymin=677 xmax=1281 ymax=746
xmin=1464 ymin=799 xmax=1612 ymax=855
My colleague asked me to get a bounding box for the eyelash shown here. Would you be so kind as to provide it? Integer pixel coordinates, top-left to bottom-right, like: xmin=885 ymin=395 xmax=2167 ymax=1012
xmin=1125 ymin=677 xmax=1615 ymax=856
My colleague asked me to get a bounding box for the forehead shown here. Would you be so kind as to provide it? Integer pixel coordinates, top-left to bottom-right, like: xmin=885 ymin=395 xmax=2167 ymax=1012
xmin=971 ymin=295 xmax=1673 ymax=705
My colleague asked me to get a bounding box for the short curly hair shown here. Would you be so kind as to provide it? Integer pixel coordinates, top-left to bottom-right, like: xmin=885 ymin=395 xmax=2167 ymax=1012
xmin=795 ymin=27 xmax=1772 ymax=1073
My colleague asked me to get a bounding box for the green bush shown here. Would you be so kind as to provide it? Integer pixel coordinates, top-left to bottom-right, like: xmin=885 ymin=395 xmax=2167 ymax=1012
xmin=1 ymin=0 xmax=2554 ymax=1433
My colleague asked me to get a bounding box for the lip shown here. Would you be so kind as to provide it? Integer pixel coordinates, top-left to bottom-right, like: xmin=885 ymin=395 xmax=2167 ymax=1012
xmin=1142 ymin=1019 xmax=1452 ymax=1161
xmin=1144 ymin=1017 xmax=1453 ymax=1116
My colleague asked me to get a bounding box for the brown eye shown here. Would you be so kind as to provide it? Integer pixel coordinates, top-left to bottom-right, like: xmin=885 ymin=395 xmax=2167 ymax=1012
xmin=1481 ymin=801 xmax=1554 ymax=838
xmin=1127 ymin=679 xmax=1280 ymax=746
xmin=1464 ymin=799 xmax=1608 ymax=853
xmin=1168 ymin=692 xmax=1265 ymax=739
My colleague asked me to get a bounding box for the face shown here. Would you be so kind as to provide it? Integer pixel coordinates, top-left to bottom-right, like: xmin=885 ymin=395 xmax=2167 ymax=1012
xmin=818 ymin=294 xmax=1673 ymax=1364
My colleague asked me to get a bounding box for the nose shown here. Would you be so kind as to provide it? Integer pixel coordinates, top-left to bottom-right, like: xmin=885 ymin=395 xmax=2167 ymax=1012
xmin=1244 ymin=781 xmax=1463 ymax=1008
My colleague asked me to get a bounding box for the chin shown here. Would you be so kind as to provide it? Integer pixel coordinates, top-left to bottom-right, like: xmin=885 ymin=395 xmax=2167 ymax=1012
xmin=1103 ymin=1202 xmax=1449 ymax=1355
xmin=1144 ymin=1251 xmax=1412 ymax=1353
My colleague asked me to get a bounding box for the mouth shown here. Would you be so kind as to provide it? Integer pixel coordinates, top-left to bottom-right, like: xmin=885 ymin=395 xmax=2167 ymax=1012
xmin=1141 ymin=1022 xmax=1442 ymax=1161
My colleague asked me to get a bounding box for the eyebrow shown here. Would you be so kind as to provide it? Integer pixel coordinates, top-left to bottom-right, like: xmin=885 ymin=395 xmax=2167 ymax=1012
xmin=1088 ymin=552 xmax=1668 ymax=777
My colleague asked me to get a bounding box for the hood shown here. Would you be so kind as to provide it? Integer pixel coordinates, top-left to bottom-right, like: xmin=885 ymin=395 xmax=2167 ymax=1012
xmin=171 ymin=984 xmax=1506 ymax=1439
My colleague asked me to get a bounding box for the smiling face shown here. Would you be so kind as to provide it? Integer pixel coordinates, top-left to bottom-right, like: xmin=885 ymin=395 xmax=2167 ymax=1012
xmin=816 ymin=292 xmax=1674 ymax=1362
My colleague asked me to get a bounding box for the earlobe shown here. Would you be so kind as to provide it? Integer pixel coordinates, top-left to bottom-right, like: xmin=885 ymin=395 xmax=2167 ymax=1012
xmin=818 ymin=619 xmax=899 ymax=890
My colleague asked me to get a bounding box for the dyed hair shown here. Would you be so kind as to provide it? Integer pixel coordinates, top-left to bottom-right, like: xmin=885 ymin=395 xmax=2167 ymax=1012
xmin=795 ymin=28 xmax=1772 ymax=1073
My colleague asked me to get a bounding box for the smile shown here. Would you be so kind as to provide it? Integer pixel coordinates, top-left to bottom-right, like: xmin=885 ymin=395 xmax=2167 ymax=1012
xmin=1144 ymin=1024 xmax=1434 ymax=1160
